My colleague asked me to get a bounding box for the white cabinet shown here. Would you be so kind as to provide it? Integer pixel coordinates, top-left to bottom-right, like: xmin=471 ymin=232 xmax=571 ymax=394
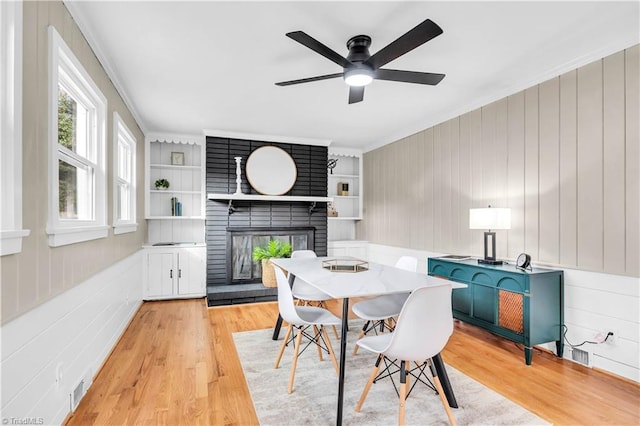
xmin=143 ymin=244 xmax=206 ymax=300
xmin=327 ymin=148 xmax=362 ymax=220
xmin=145 ymin=136 xmax=205 ymax=220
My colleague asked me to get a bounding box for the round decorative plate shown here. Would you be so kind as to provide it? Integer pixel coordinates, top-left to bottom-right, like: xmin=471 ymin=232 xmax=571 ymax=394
xmin=245 ymin=146 xmax=297 ymax=195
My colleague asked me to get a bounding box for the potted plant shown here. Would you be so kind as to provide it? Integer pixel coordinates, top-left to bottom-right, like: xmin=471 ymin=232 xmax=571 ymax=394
xmin=252 ymin=239 xmax=292 ymax=287
xmin=154 ymin=178 xmax=170 ymax=190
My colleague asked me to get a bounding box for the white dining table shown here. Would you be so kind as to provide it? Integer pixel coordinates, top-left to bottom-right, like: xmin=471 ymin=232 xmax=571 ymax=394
xmin=270 ymin=257 xmax=466 ymax=426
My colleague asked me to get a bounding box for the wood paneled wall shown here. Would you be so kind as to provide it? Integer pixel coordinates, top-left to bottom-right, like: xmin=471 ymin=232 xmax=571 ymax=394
xmin=0 ymin=1 xmax=147 ymax=324
xmin=358 ymin=45 xmax=639 ymax=277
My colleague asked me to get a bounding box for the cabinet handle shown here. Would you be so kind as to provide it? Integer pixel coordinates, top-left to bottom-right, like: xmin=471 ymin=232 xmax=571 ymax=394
xmin=170 ymin=269 xmax=173 ymax=279
xmin=179 ymin=269 xmax=182 ymax=278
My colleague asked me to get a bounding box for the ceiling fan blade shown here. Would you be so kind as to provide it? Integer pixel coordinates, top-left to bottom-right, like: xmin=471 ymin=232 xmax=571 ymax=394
xmin=348 ymin=86 xmax=365 ymax=104
xmin=275 ymin=73 xmax=343 ymax=86
xmin=286 ymin=31 xmax=352 ymax=68
xmin=375 ymin=69 xmax=445 ymax=85
xmin=365 ymin=19 xmax=443 ymax=70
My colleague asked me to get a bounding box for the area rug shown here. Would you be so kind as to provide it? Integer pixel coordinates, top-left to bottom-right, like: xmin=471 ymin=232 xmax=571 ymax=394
xmin=233 ymin=326 xmax=550 ymax=426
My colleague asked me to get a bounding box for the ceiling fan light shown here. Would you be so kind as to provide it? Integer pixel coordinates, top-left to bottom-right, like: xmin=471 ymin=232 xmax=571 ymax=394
xmin=344 ymin=68 xmax=373 ymax=87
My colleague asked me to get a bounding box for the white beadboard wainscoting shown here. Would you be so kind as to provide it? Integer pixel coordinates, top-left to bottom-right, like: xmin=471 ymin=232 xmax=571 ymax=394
xmin=0 ymin=251 xmax=143 ymax=424
xmin=367 ymin=243 xmax=639 ymax=383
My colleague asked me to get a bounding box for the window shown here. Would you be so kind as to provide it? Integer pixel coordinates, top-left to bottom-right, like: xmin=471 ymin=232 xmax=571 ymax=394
xmin=47 ymin=26 xmax=107 ymax=247
xmin=1 ymin=0 xmax=30 ymax=255
xmin=113 ymin=112 xmax=137 ymax=234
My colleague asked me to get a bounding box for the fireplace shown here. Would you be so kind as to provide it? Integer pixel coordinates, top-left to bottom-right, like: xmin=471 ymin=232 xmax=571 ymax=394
xmin=227 ymin=227 xmax=315 ymax=284
xmin=206 ymin=136 xmax=327 ymax=305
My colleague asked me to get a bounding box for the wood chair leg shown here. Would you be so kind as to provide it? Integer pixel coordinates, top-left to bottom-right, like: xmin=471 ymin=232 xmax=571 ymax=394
xmin=274 ymin=324 xmax=292 ymax=369
xmin=429 ymin=358 xmax=457 ymax=426
xmin=355 ymin=354 xmax=383 ymax=412
xmin=332 ymin=325 xmax=340 ymax=340
xmin=321 ymin=326 xmax=340 ymax=375
xmin=287 ymin=327 xmax=303 ymax=394
xmin=313 ymin=325 xmax=323 ymax=361
xmin=386 ymin=317 xmax=395 ymax=332
xmin=352 ymin=329 xmax=368 ymax=355
xmin=398 ymin=360 xmax=409 ymax=426
xmin=352 ymin=321 xmax=370 ymax=355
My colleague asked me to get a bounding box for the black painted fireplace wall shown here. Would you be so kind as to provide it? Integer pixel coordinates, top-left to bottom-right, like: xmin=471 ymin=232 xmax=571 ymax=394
xmin=206 ymin=136 xmax=328 ymax=288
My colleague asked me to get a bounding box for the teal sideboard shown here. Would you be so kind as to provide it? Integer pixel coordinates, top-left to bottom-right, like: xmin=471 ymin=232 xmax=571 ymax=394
xmin=428 ymin=257 xmax=564 ymax=365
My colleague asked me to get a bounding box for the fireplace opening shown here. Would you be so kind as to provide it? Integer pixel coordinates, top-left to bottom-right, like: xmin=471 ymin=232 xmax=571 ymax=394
xmin=227 ymin=227 xmax=315 ymax=284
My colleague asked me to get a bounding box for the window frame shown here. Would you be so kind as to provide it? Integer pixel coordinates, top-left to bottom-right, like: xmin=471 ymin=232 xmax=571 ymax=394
xmin=113 ymin=112 xmax=137 ymax=234
xmin=47 ymin=26 xmax=108 ymax=247
xmin=1 ymin=0 xmax=30 ymax=255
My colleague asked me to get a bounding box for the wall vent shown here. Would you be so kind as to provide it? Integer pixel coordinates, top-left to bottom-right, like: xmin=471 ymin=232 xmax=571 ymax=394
xmin=70 ymin=379 xmax=85 ymax=411
xmin=70 ymin=368 xmax=93 ymax=412
xmin=571 ymin=348 xmax=591 ymax=367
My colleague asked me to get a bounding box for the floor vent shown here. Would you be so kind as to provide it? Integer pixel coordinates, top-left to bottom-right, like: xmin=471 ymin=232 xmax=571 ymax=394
xmin=571 ymin=348 xmax=590 ymax=366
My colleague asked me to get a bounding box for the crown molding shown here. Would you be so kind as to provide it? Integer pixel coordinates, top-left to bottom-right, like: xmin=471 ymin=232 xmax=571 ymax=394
xmin=63 ymin=0 xmax=148 ymax=135
xmin=203 ymin=129 xmax=331 ymax=147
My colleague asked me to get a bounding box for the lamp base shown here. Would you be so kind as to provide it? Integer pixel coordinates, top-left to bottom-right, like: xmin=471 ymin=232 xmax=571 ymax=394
xmin=478 ymin=258 xmax=504 ymax=265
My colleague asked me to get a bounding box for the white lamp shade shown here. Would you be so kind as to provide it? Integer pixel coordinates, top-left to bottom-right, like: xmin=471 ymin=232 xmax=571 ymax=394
xmin=469 ymin=207 xmax=511 ymax=230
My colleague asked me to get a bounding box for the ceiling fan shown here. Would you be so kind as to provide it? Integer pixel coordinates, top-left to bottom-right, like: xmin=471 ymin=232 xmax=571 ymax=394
xmin=275 ymin=18 xmax=445 ymax=104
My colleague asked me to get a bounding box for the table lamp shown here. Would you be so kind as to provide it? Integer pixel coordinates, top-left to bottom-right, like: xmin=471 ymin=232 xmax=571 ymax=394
xmin=469 ymin=205 xmax=511 ymax=265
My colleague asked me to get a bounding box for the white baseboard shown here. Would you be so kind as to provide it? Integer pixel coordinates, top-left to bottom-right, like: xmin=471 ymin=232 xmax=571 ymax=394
xmin=367 ymin=243 xmax=639 ymax=383
xmin=0 ymin=250 xmax=143 ymax=424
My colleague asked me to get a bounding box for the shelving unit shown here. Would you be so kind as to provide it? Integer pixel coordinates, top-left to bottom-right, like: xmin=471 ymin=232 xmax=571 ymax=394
xmin=145 ymin=135 xmax=205 ymax=245
xmin=327 ymin=148 xmax=362 ymax=220
xmin=327 ymin=147 xmax=363 ymax=242
xmin=146 ymin=137 xmax=205 ymax=219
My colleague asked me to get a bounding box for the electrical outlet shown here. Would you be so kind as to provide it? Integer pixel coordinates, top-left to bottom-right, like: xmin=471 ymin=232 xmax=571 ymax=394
xmin=595 ymin=330 xmax=616 ymax=344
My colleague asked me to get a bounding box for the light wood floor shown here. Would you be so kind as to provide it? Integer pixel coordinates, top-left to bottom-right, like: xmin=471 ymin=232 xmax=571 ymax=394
xmin=66 ymin=298 xmax=639 ymax=425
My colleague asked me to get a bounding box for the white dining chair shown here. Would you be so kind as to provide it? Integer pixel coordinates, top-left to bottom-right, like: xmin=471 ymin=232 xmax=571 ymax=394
xmin=351 ymin=256 xmax=418 ymax=355
xmin=290 ymin=250 xmax=340 ymax=339
xmin=273 ymin=266 xmax=341 ymax=394
xmin=354 ymin=284 xmax=457 ymax=426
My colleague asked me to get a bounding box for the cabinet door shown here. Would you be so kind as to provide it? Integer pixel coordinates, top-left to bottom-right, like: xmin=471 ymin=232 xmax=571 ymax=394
xmin=177 ymin=248 xmax=205 ymax=296
xmin=146 ymin=252 xmax=175 ymax=297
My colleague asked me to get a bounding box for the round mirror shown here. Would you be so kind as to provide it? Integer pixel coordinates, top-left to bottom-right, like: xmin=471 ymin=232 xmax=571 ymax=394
xmin=245 ymin=146 xmax=297 ymax=195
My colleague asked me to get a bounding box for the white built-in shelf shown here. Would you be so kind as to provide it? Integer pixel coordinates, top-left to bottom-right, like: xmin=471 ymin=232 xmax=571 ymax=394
xmin=147 ymin=216 xmax=205 ymax=220
xmin=145 ymin=137 xmax=205 ymax=221
xmin=208 ymin=193 xmax=332 ymax=202
xmin=150 ymin=164 xmax=201 ymax=170
xmin=327 ymin=148 xmax=363 ymax=241
xmin=327 ymin=149 xmax=362 ymax=220
xmin=150 ymin=190 xmax=201 ymax=195
xmin=329 ymin=173 xmax=359 ymax=179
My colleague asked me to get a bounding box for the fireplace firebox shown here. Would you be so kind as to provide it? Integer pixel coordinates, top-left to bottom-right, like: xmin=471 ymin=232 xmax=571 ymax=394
xmin=227 ymin=227 xmax=315 ymax=284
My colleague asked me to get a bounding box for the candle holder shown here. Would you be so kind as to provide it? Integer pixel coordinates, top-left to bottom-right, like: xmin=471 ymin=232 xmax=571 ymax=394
xmin=233 ymin=157 xmax=243 ymax=195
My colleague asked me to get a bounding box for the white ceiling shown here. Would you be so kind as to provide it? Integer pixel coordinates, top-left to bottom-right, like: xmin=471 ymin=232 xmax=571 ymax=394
xmin=65 ymin=1 xmax=639 ymax=151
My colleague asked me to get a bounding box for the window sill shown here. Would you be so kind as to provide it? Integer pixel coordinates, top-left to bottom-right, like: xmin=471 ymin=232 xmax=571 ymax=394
xmin=113 ymin=222 xmax=138 ymax=235
xmin=0 ymin=229 xmax=31 ymax=256
xmin=46 ymin=224 xmax=109 ymax=247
